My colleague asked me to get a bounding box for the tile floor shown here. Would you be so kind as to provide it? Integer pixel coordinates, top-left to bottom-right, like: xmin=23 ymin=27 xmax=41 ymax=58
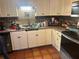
xmin=0 ymin=46 xmax=61 ymax=59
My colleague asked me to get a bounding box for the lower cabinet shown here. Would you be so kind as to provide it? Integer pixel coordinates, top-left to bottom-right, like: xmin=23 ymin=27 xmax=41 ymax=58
xmin=52 ymin=30 xmax=61 ymax=51
xmin=45 ymin=29 xmax=52 ymax=45
xmin=10 ymin=29 xmax=61 ymax=51
xmin=10 ymin=31 xmax=28 ymax=50
xmin=27 ymin=30 xmax=46 ymax=48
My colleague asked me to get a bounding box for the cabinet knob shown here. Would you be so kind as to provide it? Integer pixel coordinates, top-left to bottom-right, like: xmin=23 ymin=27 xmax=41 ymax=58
xmin=36 ymin=34 xmax=38 ymax=36
xmin=41 ymin=13 xmax=44 ymax=15
xmin=57 ymin=12 xmax=60 ymax=14
xmin=58 ymin=35 xmax=61 ymax=37
xmin=18 ymin=36 xmax=21 ymax=38
xmin=7 ymin=14 xmax=10 ymax=16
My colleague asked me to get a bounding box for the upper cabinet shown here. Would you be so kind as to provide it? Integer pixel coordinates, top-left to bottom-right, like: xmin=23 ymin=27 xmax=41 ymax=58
xmin=50 ymin=0 xmax=72 ymax=16
xmin=50 ymin=0 xmax=61 ymax=15
xmin=0 ymin=8 xmax=2 ymax=17
xmin=61 ymin=0 xmax=72 ymax=16
xmin=0 ymin=0 xmax=17 ymax=17
xmin=73 ymin=0 xmax=79 ymax=2
xmin=0 ymin=0 xmax=73 ymax=17
xmin=33 ymin=0 xmax=50 ymax=16
xmin=33 ymin=0 xmax=72 ymax=16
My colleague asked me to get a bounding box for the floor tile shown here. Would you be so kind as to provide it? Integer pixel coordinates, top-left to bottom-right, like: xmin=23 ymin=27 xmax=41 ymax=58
xmin=42 ymin=54 xmax=52 ymax=59
xmin=0 ymin=45 xmax=60 ymax=59
xmin=34 ymin=56 xmax=42 ymax=59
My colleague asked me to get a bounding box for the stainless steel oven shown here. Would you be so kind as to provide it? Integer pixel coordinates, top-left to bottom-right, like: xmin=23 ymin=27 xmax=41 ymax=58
xmin=61 ymin=34 xmax=79 ymax=59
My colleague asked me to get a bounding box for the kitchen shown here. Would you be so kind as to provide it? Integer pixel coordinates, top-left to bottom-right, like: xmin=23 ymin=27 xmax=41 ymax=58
xmin=0 ymin=0 xmax=79 ymax=59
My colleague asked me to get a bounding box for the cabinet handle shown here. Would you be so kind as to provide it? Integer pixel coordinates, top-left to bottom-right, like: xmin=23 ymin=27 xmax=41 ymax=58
xmin=36 ymin=34 xmax=38 ymax=36
xmin=7 ymin=14 xmax=10 ymax=16
xmin=58 ymin=35 xmax=61 ymax=37
xmin=41 ymin=13 xmax=44 ymax=15
xmin=57 ymin=39 xmax=58 ymax=40
xmin=18 ymin=36 xmax=21 ymax=38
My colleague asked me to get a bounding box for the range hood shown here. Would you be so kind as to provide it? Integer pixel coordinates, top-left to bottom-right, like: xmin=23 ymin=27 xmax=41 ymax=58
xmin=71 ymin=1 xmax=79 ymax=17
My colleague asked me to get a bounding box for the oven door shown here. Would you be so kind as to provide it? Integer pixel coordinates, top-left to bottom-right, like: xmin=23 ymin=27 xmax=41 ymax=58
xmin=61 ymin=35 xmax=79 ymax=59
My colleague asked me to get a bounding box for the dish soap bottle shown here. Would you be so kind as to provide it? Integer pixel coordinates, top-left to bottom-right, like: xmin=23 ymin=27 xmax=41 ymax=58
xmin=77 ymin=21 xmax=79 ymax=28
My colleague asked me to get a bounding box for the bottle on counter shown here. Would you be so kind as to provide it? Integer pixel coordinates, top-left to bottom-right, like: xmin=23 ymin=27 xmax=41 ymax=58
xmin=77 ymin=21 xmax=79 ymax=28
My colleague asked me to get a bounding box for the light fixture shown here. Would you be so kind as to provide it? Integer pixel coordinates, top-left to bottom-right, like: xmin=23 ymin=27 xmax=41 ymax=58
xmin=72 ymin=3 xmax=78 ymax=6
xmin=20 ymin=6 xmax=33 ymax=12
xmin=71 ymin=15 xmax=79 ymax=17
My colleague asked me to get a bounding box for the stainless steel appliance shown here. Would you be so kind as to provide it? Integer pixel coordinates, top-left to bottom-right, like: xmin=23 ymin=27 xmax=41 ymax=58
xmin=71 ymin=1 xmax=79 ymax=17
xmin=61 ymin=31 xmax=79 ymax=59
xmin=0 ymin=32 xmax=12 ymax=54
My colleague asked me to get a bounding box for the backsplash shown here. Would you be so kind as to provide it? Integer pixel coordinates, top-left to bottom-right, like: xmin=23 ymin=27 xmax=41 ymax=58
xmin=0 ymin=16 xmax=79 ymax=29
xmin=0 ymin=17 xmax=18 ymax=28
xmin=36 ymin=16 xmax=79 ymax=27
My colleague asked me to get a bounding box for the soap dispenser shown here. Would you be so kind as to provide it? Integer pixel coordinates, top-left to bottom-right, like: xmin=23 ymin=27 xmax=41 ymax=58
xmin=77 ymin=21 xmax=79 ymax=28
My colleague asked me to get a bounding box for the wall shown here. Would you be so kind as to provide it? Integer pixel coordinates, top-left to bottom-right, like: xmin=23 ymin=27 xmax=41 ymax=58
xmin=16 ymin=17 xmax=36 ymax=25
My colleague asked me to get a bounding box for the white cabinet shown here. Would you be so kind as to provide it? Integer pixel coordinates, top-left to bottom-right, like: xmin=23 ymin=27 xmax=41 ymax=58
xmin=28 ymin=30 xmax=46 ymax=48
xmin=10 ymin=31 xmax=28 ymax=50
xmin=61 ymin=0 xmax=72 ymax=16
xmin=33 ymin=0 xmax=50 ymax=16
xmin=45 ymin=29 xmax=52 ymax=45
xmin=27 ymin=30 xmax=39 ymax=48
xmin=0 ymin=8 xmax=2 ymax=16
xmin=50 ymin=0 xmax=72 ymax=16
xmin=50 ymin=0 xmax=61 ymax=15
xmin=72 ymin=0 xmax=79 ymax=2
xmin=52 ymin=30 xmax=61 ymax=51
xmin=0 ymin=0 xmax=73 ymax=16
xmin=10 ymin=29 xmax=61 ymax=51
xmin=0 ymin=0 xmax=17 ymax=17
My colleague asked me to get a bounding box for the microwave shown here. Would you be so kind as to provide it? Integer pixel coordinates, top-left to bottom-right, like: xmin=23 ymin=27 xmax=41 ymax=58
xmin=71 ymin=1 xmax=79 ymax=17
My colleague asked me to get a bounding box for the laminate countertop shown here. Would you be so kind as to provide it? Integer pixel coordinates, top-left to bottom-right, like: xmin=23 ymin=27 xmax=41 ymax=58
xmin=0 ymin=26 xmax=66 ymax=33
xmin=39 ymin=26 xmax=66 ymax=32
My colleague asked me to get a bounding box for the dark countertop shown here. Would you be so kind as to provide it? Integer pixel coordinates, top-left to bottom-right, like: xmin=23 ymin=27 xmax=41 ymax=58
xmin=39 ymin=26 xmax=66 ymax=32
xmin=0 ymin=26 xmax=66 ymax=33
xmin=0 ymin=29 xmax=24 ymax=33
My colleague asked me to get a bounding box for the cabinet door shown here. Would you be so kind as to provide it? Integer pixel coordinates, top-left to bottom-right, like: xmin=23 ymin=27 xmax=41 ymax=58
xmin=46 ymin=29 xmax=52 ymax=45
xmin=0 ymin=8 xmax=2 ymax=16
xmin=19 ymin=31 xmax=28 ymax=49
xmin=28 ymin=30 xmax=46 ymax=48
xmin=0 ymin=0 xmax=17 ymax=17
xmin=52 ymin=30 xmax=57 ymax=48
xmin=61 ymin=0 xmax=72 ymax=15
xmin=55 ymin=31 xmax=61 ymax=51
xmin=10 ymin=31 xmax=28 ymax=50
xmin=38 ymin=30 xmax=46 ymax=46
xmin=50 ymin=0 xmax=61 ymax=15
xmin=10 ymin=32 xmax=21 ymax=50
xmin=73 ymin=0 xmax=78 ymax=2
xmin=28 ymin=31 xmax=39 ymax=48
xmin=52 ymin=30 xmax=61 ymax=51
xmin=33 ymin=0 xmax=50 ymax=16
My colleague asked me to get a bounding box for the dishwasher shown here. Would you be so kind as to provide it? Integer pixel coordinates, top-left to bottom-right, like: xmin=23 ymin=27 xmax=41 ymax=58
xmin=0 ymin=32 xmax=12 ymax=54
